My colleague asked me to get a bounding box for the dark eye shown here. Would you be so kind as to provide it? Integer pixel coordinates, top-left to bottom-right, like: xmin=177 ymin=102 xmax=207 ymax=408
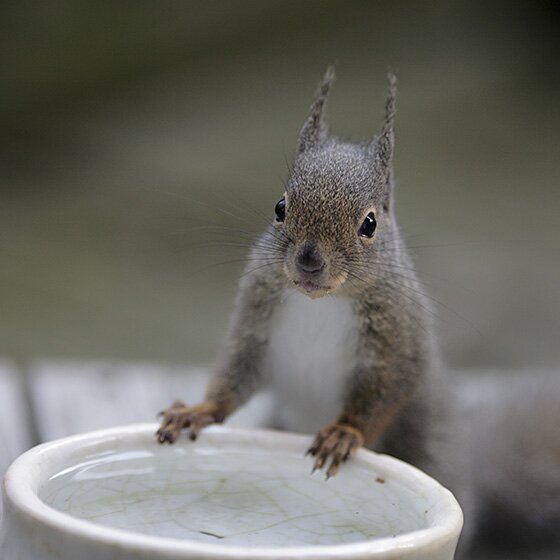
xmin=358 ymin=212 xmax=377 ymax=238
xmin=274 ymin=197 xmax=286 ymax=222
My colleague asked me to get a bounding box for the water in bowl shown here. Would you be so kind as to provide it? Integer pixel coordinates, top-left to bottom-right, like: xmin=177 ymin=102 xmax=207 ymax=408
xmin=40 ymin=442 xmax=428 ymax=547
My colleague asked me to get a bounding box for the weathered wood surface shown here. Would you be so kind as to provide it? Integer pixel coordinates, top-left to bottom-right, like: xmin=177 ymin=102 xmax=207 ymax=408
xmin=3 ymin=361 xmax=559 ymax=470
xmin=0 ymin=360 xmax=33 ymax=476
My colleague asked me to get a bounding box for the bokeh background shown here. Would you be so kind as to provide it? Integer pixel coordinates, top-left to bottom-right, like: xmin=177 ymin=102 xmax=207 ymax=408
xmin=2 ymin=0 xmax=559 ymax=370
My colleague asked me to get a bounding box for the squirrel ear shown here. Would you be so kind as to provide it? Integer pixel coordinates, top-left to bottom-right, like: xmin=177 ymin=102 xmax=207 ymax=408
xmin=297 ymin=66 xmax=335 ymax=154
xmin=371 ymin=73 xmax=397 ymax=210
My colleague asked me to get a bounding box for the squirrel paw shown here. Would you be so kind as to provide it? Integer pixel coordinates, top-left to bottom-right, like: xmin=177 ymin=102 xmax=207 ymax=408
xmin=156 ymin=400 xmax=217 ymax=444
xmin=307 ymin=424 xmax=364 ymax=478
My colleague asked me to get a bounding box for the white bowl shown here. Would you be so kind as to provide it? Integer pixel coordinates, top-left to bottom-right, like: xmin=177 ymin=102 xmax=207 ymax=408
xmin=0 ymin=424 xmax=462 ymax=559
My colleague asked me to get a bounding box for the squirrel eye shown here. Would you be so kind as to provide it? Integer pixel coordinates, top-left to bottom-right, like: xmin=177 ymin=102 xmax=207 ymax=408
xmin=274 ymin=197 xmax=286 ymax=222
xmin=358 ymin=212 xmax=377 ymax=238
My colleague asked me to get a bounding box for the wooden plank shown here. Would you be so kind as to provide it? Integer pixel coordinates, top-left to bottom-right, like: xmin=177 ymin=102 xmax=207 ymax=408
xmin=0 ymin=359 xmax=34 ymax=474
xmin=29 ymin=360 xmax=275 ymax=442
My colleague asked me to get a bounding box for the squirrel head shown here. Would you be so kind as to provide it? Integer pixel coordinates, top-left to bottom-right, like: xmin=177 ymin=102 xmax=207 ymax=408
xmin=271 ymin=68 xmax=399 ymax=298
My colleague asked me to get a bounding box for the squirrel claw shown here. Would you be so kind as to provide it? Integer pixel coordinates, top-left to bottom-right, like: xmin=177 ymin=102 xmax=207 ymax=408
xmin=308 ymin=423 xmax=364 ymax=478
xmin=156 ymin=428 xmax=177 ymax=444
xmin=155 ymin=400 xmax=218 ymax=444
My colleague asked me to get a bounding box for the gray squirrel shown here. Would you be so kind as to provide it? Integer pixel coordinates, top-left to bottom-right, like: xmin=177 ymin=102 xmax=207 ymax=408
xmin=157 ymin=68 xmax=560 ymax=557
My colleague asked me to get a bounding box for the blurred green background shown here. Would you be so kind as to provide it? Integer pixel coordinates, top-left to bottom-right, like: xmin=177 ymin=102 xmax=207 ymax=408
xmin=1 ymin=0 xmax=559 ymax=369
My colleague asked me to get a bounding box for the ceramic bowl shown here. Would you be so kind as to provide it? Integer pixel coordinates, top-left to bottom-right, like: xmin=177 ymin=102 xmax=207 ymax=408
xmin=1 ymin=424 xmax=462 ymax=559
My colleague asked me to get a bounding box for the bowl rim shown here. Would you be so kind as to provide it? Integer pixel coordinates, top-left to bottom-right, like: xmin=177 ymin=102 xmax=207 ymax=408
xmin=2 ymin=423 xmax=463 ymax=559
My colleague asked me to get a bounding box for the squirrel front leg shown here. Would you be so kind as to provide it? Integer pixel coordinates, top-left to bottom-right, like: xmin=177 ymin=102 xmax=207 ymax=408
xmin=307 ymin=365 xmax=416 ymax=477
xmin=156 ymin=267 xmax=282 ymax=444
xmin=308 ymin=299 xmax=423 ymax=477
xmin=156 ymin=374 xmax=243 ymax=444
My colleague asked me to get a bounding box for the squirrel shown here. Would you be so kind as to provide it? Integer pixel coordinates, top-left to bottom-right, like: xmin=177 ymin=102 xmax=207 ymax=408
xmin=156 ymin=68 xmax=560 ymax=557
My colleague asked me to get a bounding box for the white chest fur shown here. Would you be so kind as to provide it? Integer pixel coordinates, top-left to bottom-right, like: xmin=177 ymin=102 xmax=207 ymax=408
xmin=263 ymin=291 xmax=359 ymax=434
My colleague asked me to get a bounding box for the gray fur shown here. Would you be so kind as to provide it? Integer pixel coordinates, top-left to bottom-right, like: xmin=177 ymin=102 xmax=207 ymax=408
xmin=205 ymin=68 xmax=464 ymax=541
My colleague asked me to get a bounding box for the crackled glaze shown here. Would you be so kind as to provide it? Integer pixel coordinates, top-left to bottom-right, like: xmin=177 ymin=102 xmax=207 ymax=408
xmin=0 ymin=424 xmax=463 ymax=559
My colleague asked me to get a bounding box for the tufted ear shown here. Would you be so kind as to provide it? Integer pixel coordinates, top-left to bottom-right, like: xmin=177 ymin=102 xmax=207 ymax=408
xmin=297 ymin=66 xmax=335 ymax=154
xmin=371 ymin=73 xmax=397 ymax=210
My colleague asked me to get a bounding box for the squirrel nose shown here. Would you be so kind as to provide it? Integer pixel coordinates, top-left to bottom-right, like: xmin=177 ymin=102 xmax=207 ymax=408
xmin=296 ymin=246 xmax=325 ymax=276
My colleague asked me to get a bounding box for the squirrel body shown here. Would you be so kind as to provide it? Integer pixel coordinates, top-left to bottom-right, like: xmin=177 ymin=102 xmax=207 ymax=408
xmin=158 ymin=64 xmax=444 ymax=503
xmin=157 ymin=69 xmax=560 ymax=557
